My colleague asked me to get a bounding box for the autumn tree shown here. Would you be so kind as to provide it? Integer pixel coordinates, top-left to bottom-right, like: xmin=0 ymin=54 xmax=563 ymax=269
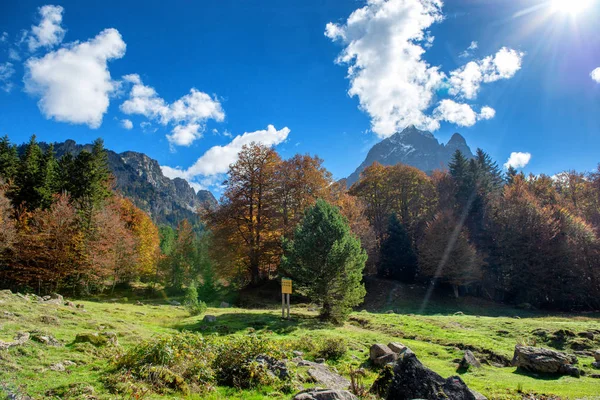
xmin=0 ymin=184 xmax=16 ymax=262
xmin=275 ymin=154 xmax=333 ymax=238
xmin=206 ymin=143 xmax=282 ymax=285
xmin=116 ymin=197 xmax=160 ymax=279
xmin=7 ymin=195 xmax=84 ymax=293
xmin=418 ymin=210 xmax=484 ymax=297
xmin=282 ymin=199 xmax=366 ymax=323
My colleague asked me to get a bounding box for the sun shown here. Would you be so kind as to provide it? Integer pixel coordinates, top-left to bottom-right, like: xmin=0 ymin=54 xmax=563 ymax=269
xmin=551 ymin=0 xmax=594 ymax=15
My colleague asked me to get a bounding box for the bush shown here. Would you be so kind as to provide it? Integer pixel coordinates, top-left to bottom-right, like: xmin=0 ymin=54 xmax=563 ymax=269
xmin=114 ymin=332 xmax=215 ymax=394
xmin=183 ymin=281 xmax=207 ymax=316
xmin=212 ymin=335 xmax=289 ymax=389
xmin=317 ymin=337 xmax=347 ymax=360
xmin=112 ymin=333 xmax=293 ymax=394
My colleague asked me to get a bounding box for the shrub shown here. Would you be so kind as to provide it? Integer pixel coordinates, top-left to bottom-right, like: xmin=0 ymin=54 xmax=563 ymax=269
xmin=317 ymin=337 xmax=347 ymax=360
xmin=114 ymin=332 xmax=215 ymax=394
xmin=212 ymin=335 xmax=289 ymax=389
xmin=183 ymin=281 xmax=207 ymax=316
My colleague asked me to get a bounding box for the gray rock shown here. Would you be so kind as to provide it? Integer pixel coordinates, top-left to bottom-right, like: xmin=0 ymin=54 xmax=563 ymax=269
xmin=255 ymin=355 xmax=289 ymax=379
xmin=0 ymin=332 xmax=30 ymax=350
xmin=370 ymin=344 xmax=398 ymax=366
xmin=49 ymin=363 xmax=65 ymax=372
xmin=40 ymin=315 xmax=60 ymax=325
xmin=31 ymin=332 xmax=63 ymax=347
xmin=169 ymin=300 xmax=181 ymax=306
xmin=76 ymin=304 xmax=84 ymax=309
xmin=387 ymin=342 xmax=407 ymax=354
xmin=43 ymin=293 xmax=64 ymax=305
xmin=219 ymin=301 xmax=230 ymax=308
xmin=298 ymin=360 xmax=350 ymax=390
xmin=459 ymin=350 xmax=482 ymax=369
xmin=315 ymin=358 xmax=325 ymax=364
xmin=385 ymin=349 xmax=487 ymax=400
xmin=293 ymin=389 xmax=358 ymax=400
xmin=592 ymin=362 xmax=600 ymax=369
xmin=101 ymin=331 xmax=119 ymax=346
xmin=511 ymin=345 xmax=579 ymax=377
xmin=594 ymin=350 xmax=600 ymax=362
xmin=293 ymin=350 xmax=304 ymax=357
xmin=64 ymin=301 xmax=75 ymax=307
xmin=203 ymin=315 xmax=217 ymax=323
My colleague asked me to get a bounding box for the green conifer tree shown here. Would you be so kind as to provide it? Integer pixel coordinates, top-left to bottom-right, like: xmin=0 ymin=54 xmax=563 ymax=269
xmin=379 ymin=214 xmax=418 ymax=283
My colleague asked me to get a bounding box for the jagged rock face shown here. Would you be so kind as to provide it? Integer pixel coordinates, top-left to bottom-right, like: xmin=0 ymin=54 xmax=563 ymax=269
xmin=346 ymin=126 xmax=474 ymax=187
xmin=33 ymin=140 xmax=217 ymax=227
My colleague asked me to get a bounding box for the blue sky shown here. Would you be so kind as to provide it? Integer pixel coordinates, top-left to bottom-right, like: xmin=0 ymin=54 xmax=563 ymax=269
xmin=1 ymin=0 xmax=599 ymax=193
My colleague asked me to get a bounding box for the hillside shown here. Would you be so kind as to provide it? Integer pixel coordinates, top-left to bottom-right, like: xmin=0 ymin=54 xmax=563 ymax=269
xmin=1 ymin=288 xmax=599 ymax=399
xmin=346 ymin=126 xmax=474 ymax=186
xmin=29 ymin=140 xmax=217 ymax=227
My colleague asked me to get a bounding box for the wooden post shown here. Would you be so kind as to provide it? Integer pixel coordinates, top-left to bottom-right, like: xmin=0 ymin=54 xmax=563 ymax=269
xmin=282 ymin=293 xmax=285 ymax=318
xmin=286 ymin=293 xmax=290 ymax=319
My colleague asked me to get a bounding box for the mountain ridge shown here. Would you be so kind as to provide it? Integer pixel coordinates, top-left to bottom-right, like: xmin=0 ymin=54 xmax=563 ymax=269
xmin=26 ymin=139 xmax=217 ymax=227
xmin=346 ymin=126 xmax=474 ymax=186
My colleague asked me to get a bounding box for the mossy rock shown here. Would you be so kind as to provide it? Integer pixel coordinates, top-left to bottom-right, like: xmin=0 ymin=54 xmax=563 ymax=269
xmin=74 ymin=332 xmax=108 ymax=347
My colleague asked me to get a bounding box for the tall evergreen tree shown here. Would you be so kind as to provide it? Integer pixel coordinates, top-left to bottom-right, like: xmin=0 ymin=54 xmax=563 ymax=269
xmin=0 ymin=136 xmax=19 ymax=182
xmin=282 ymin=199 xmax=366 ymax=323
xmin=36 ymin=144 xmax=59 ymax=209
xmin=12 ymin=135 xmax=44 ymax=209
xmin=378 ymin=214 xmax=417 ymax=283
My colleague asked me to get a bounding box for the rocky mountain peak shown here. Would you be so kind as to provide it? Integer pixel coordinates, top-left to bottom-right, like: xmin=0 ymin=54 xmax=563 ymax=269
xmin=346 ymin=127 xmax=474 ymax=186
xmin=27 ymin=140 xmax=217 ymax=227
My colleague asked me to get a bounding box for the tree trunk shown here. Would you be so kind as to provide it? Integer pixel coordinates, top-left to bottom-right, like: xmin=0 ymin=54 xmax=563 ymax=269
xmin=452 ymin=284 xmax=460 ymax=298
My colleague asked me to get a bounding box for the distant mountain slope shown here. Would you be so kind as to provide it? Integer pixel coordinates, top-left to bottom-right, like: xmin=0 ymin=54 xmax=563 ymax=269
xmin=346 ymin=126 xmax=474 ymax=186
xmin=31 ymin=140 xmax=217 ymax=226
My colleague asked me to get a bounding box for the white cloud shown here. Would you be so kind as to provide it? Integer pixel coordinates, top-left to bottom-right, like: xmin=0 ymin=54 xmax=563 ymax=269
xmin=504 ymin=152 xmax=531 ymax=169
xmin=432 ymin=100 xmax=495 ymax=127
xmin=0 ymin=62 xmax=15 ymax=93
xmin=0 ymin=32 xmax=7 ymax=43
xmin=459 ymin=41 xmax=478 ymax=58
xmin=24 ymin=28 xmax=126 ymax=128
xmin=325 ymin=0 xmax=445 ymax=137
xmin=161 ymin=125 xmax=290 ymax=187
xmin=120 ymin=74 xmax=225 ymax=146
xmin=121 ymin=119 xmax=133 ymax=129
xmin=479 ymin=106 xmax=496 ymax=120
xmin=8 ymin=48 xmax=21 ymax=61
xmin=326 ymin=1 xmax=522 ymax=137
xmin=28 ymin=5 xmax=66 ymax=52
xmin=591 ymin=67 xmax=600 ymax=83
xmin=449 ymin=47 xmax=524 ymax=99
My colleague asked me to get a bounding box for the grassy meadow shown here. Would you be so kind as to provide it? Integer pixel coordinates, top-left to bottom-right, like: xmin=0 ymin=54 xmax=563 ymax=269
xmin=1 ymin=284 xmax=599 ymax=400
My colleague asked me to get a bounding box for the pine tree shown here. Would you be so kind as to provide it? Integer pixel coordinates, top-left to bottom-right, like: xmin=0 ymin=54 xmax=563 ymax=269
xmin=379 ymin=214 xmax=417 ymax=283
xmin=0 ymin=136 xmax=19 ymax=182
xmin=12 ymin=135 xmax=44 ymax=209
xmin=36 ymin=144 xmax=59 ymax=209
xmin=281 ymin=199 xmax=366 ymax=323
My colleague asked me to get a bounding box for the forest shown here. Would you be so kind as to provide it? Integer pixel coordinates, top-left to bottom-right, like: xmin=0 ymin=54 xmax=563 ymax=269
xmin=1 ymin=135 xmax=599 ymax=312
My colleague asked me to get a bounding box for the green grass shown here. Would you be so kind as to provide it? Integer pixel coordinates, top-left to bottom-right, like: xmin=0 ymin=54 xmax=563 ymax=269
xmin=1 ymin=288 xmax=599 ymax=399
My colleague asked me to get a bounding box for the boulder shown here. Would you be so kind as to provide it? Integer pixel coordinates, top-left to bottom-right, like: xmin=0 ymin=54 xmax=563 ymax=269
xmin=370 ymin=344 xmax=398 ymax=366
xmin=459 ymin=350 xmax=482 ymax=369
xmin=49 ymin=362 xmax=66 ymax=372
xmin=0 ymin=332 xmax=30 ymax=350
xmin=203 ymin=315 xmax=217 ymax=323
xmin=592 ymin=362 xmax=600 ymax=369
xmin=75 ymin=304 xmax=84 ymax=309
xmin=385 ymin=349 xmax=487 ymax=400
xmin=297 ymin=360 xmax=350 ymax=390
xmin=169 ymin=300 xmax=181 ymax=306
xmin=74 ymin=332 xmax=109 ymax=347
xmin=594 ymin=350 xmax=600 ymax=362
xmin=293 ymin=350 xmax=304 ymax=357
xmin=255 ymin=355 xmax=289 ymax=379
xmin=64 ymin=301 xmax=75 ymax=307
xmin=387 ymin=342 xmax=407 ymax=354
xmin=39 ymin=315 xmax=60 ymax=325
xmin=31 ymin=332 xmax=63 ymax=347
xmin=219 ymin=301 xmax=230 ymax=308
xmin=293 ymin=389 xmax=358 ymax=400
xmin=44 ymin=293 xmax=64 ymax=305
xmin=101 ymin=331 xmax=119 ymax=346
xmin=511 ymin=345 xmax=579 ymax=377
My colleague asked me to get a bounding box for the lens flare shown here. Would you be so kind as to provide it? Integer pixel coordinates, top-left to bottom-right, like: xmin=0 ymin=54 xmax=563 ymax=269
xmin=551 ymin=0 xmax=593 ymax=15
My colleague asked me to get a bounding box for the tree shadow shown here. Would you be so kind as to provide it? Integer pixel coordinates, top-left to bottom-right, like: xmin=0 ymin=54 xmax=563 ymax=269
xmin=175 ymin=311 xmax=333 ymax=335
xmin=511 ymin=368 xmax=564 ymax=381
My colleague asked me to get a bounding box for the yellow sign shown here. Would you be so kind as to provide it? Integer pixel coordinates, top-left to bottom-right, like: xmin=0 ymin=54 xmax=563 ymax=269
xmin=281 ymin=278 xmax=292 ymax=294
